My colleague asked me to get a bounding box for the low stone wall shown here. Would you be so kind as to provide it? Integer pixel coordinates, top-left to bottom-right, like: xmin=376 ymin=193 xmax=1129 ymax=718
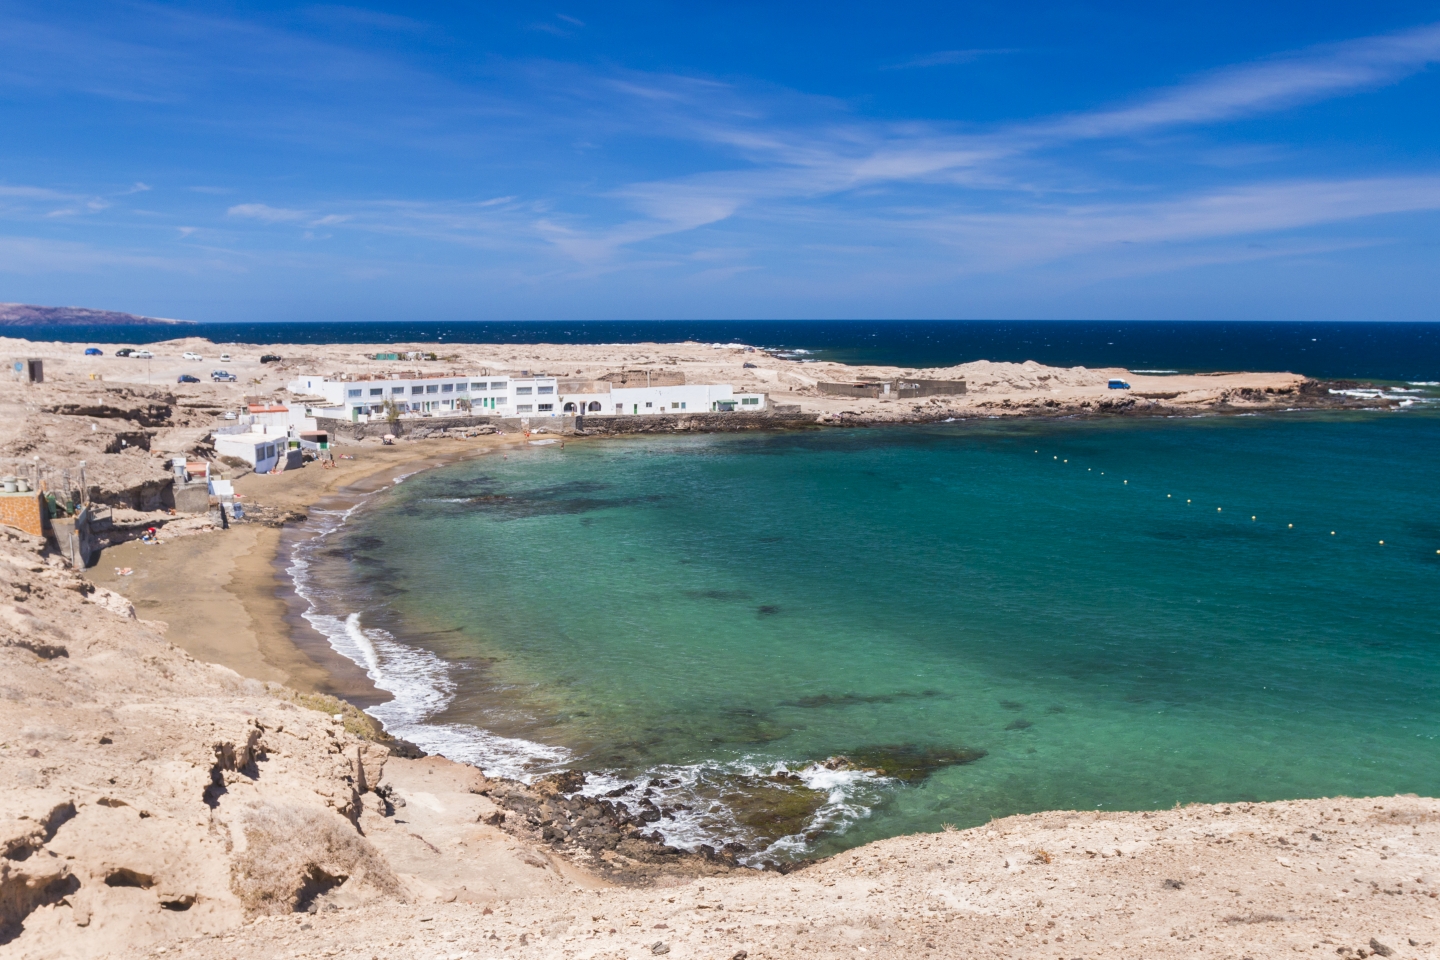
xmin=315 ymin=415 xmax=499 ymax=440
xmin=319 ymin=411 xmax=818 ymax=440
xmin=575 ymin=412 xmax=819 ymax=435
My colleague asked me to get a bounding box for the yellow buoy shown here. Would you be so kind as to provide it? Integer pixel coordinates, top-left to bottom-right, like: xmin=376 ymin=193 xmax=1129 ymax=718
xmin=1123 ymin=480 xmax=1128 ymax=484
xmin=1379 ymin=540 xmax=1384 ymax=545
xmin=1251 ymin=516 xmax=1256 ymax=521
xmin=1331 ymin=531 xmax=1335 ymax=536
xmin=1187 ymin=499 xmax=1191 ymax=503
xmin=1288 ymin=524 xmax=1293 ymax=528
xmin=1167 ymin=494 xmax=1171 ymax=498
xmin=1217 ymin=507 xmax=1222 ymax=512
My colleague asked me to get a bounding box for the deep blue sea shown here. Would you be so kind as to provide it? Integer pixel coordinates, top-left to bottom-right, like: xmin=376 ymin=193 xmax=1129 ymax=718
xmin=17 ymin=319 xmax=1440 ymax=381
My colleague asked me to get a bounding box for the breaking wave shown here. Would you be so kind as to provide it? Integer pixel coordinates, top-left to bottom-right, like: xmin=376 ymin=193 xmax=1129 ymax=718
xmin=285 ymin=500 xmax=892 ymax=860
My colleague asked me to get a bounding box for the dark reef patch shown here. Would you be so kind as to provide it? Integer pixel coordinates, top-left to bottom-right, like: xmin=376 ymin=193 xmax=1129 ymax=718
xmin=841 ymin=744 xmax=987 ymax=783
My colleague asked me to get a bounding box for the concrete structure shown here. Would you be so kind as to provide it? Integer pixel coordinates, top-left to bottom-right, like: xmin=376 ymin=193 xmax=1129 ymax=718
xmin=817 ymin=378 xmax=966 ymax=399
xmin=10 ymin=358 xmax=42 ymax=384
xmin=50 ymin=507 xmax=98 ymax=567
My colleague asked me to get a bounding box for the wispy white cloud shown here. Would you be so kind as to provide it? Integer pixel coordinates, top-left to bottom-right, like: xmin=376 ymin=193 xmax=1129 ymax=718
xmin=1031 ymin=22 xmax=1440 ymax=141
xmin=519 ymin=22 xmax=1440 ymax=262
xmin=880 ymin=48 xmax=1015 ymax=70
xmin=227 ymin=203 xmax=311 ymax=222
xmin=916 ymin=176 xmax=1440 ymax=270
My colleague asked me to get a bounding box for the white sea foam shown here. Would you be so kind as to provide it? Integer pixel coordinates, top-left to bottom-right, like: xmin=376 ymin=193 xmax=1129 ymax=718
xmin=1132 ymin=369 xmax=1179 ymax=374
xmin=286 ymin=495 xmax=895 ymax=858
xmin=287 ymin=503 xmax=571 ymax=782
xmin=578 ymin=758 xmax=890 ymax=866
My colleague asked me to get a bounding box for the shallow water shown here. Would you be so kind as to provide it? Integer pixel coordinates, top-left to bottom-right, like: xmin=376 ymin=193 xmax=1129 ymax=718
xmin=295 ymin=411 xmax=1440 ymax=859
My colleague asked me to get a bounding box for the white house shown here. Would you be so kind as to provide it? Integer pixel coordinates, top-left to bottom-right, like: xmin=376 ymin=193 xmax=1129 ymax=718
xmin=214 ymin=432 xmax=283 ymax=473
xmin=557 ymin=383 xmax=766 ymax=415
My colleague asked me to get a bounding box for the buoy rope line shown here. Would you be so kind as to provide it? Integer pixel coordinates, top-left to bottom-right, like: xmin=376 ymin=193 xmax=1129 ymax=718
xmin=1030 ymin=449 xmax=1432 ymax=553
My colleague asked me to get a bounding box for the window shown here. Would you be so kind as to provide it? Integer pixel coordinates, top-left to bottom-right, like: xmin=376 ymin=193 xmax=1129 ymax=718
xmin=537 ymin=386 xmax=554 ymax=395
xmin=494 ymin=396 xmax=507 ymax=404
xmin=516 ymin=404 xmax=533 ymax=413
xmin=515 ymin=386 xmax=532 ymax=395
xmin=347 ymin=388 xmax=362 ymax=398
xmin=426 ymin=384 xmax=439 ymax=394
xmin=538 ymin=403 xmax=553 ymax=412
xmin=441 ymin=384 xmax=453 ymax=393
xmin=369 ymin=388 xmax=382 ymax=396
xmin=411 ymin=386 xmax=423 ymax=395
xmin=671 ymin=402 xmax=680 ymax=409
xmin=645 ymin=402 xmax=653 ymax=408
xmin=490 ymin=381 xmax=506 ymax=390
xmin=472 ymin=383 xmax=485 ymax=391
xmin=454 ymin=382 xmax=467 ymax=392
xmin=392 ymin=386 xmax=404 ymax=395
xmin=742 ymin=397 xmax=759 ymax=405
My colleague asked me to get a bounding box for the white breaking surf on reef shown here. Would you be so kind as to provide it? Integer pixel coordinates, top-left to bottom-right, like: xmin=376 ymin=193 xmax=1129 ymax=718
xmin=285 ymin=496 xmax=894 ymax=859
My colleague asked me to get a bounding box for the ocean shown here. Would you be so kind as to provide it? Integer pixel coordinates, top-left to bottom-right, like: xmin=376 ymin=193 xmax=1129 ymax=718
xmin=16 ymin=318 xmax=1440 ymax=380
xmin=291 ymin=408 xmax=1440 ymax=862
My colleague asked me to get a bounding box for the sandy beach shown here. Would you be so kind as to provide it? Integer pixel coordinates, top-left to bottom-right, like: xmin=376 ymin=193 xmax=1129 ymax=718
xmin=81 ymin=435 xmax=534 ymax=696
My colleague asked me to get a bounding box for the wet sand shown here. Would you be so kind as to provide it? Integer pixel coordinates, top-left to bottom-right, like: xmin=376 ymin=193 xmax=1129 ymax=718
xmin=83 ymin=435 xmax=531 ymax=694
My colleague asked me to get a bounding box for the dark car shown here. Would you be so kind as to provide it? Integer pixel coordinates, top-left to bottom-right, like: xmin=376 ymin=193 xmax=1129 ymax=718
xmin=259 ymin=354 xmax=282 ymax=364
xmin=177 ymin=374 xmax=200 ymax=383
xmin=115 ymin=347 xmax=135 ymax=357
xmin=84 ymin=347 xmax=103 ymax=356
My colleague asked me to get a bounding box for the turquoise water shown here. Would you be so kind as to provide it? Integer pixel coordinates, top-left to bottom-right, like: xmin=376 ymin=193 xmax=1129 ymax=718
xmin=298 ymin=411 xmax=1440 ymax=859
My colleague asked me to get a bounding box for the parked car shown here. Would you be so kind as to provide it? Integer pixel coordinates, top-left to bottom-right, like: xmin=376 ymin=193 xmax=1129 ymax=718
xmin=259 ymin=354 xmax=282 ymax=364
xmin=182 ymin=351 xmax=203 ymax=361
xmin=223 ymin=411 xmax=238 ymax=420
xmin=177 ymin=374 xmax=200 ymax=383
xmin=114 ymin=348 xmax=134 ymax=357
xmin=84 ymin=347 xmax=103 ymax=356
xmin=219 ymin=353 xmax=232 ymax=362
xmin=211 ymin=370 xmax=237 ymax=382
xmin=1108 ymin=379 xmax=1131 ymax=390
xmin=132 ymin=349 xmax=154 ymax=360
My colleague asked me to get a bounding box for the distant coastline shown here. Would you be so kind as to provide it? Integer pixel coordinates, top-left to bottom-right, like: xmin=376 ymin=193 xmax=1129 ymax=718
xmin=0 ymin=301 xmax=196 ymax=326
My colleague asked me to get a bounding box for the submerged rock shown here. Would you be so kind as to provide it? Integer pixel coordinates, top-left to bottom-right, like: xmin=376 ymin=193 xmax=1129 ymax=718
xmin=835 ymin=744 xmax=987 ymax=783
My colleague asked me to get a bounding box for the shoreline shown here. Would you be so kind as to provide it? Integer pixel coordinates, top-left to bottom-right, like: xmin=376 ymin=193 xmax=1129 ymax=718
xmin=83 ymin=435 xmax=527 ymax=696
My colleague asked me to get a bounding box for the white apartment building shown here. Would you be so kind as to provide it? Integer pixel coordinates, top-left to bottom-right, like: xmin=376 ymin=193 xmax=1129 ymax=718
xmin=288 ymin=373 xmax=559 ymax=422
xmin=287 ymin=373 xmax=765 ymax=422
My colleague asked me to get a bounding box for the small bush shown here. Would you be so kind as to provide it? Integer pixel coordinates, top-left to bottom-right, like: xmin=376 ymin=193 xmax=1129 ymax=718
xmin=231 ymin=803 xmax=399 ymax=915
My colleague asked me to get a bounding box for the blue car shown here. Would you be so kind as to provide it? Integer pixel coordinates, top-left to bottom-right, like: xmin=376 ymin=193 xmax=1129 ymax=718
xmin=1108 ymin=379 xmax=1131 ymax=390
xmin=84 ymin=347 xmax=103 ymax=356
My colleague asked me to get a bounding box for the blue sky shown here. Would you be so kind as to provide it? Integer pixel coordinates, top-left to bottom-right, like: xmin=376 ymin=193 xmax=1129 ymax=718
xmin=1 ymin=2 xmax=1438 ymax=322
